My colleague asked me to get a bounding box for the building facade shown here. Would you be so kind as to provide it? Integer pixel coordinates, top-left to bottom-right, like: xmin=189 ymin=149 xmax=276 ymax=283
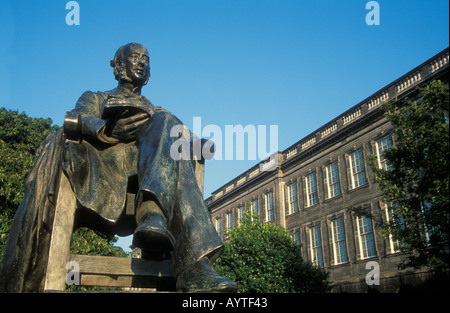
xmin=206 ymin=48 xmax=449 ymax=292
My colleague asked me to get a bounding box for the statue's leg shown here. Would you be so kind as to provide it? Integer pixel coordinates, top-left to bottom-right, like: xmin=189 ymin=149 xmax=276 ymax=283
xmin=135 ymin=110 xmax=180 ymax=221
xmin=132 ymin=111 xmax=180 ymax=253
xmin=170 ymin=158 xmax=224 ymax=277
xmin=135 ymin=111 xmax=222 ymax=263
xmin=171 ymin=161 xmax=237 ymax=292
xmin=134 ymin=111 xmax=235 ymax=291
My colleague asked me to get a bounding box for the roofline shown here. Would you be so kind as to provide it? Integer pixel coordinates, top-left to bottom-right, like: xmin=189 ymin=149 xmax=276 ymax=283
xmin=206 ymin=47 xmax=449 ymax=203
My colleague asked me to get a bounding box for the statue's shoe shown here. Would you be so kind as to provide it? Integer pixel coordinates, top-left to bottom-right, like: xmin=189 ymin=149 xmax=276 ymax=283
xmin=176 ymin=258 xmax=238 ymax=292
xmin=132 ymin=213 xmax=175 ymax=253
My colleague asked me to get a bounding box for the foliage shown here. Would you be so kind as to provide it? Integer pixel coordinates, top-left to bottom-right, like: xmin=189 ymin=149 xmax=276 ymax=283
xmin=70 ymin=227 xmax=129 ymax=257
xmin=0 ymin=107 xmax=128 ymax=261
xmin=0 ymin=108 xmax=53 ymax=254
xmin=213 ymin=210 xmax=332 ymax=293
xmin=0 ymin=108 xmax=59 ymax=155
xmin=349 ymin=80 xmax=449 ymax=272
xmin=0 ymin=139 xmax=35 ymax=253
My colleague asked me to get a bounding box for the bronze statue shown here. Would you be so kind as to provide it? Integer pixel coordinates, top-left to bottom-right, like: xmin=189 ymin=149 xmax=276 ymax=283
xmin=0 ymin=43 xmax=236 ymax=293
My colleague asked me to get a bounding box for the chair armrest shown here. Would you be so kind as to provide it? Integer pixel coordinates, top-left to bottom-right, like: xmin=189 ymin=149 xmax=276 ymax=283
xmin=64 ymin=112 xmax=81 ymax=140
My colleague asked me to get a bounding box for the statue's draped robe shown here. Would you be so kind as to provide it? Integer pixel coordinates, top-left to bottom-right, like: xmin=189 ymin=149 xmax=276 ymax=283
xmin=0 ymin=90 xmax=223 ymax=292
xmin=0 ymin=130 xmax=65 ymax=292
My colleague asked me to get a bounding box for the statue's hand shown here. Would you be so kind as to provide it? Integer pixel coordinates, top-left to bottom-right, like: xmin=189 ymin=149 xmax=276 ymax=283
xmin=108 ymin=111 xmax=149 ymax=141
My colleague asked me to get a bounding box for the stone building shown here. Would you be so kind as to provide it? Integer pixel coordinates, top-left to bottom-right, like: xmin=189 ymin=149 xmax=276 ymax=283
xmin=206 ymin=48 xmax=449 ymax=292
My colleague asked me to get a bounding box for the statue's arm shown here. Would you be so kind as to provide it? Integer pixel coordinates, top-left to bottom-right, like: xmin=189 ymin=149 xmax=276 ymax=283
xmin=64 ymin=91 xmax=118 ymax=144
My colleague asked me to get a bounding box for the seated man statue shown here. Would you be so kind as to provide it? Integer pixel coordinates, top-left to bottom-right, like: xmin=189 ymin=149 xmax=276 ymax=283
xmin=0 ymin=43 xmax=236 ymax=293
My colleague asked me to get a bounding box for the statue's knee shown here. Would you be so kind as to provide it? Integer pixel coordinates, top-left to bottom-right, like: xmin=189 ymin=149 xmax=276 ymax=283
xmin=137 ymin=110 xmax=184 ymax=141
xmin=153 ymin=110 xmax=180 ymax=125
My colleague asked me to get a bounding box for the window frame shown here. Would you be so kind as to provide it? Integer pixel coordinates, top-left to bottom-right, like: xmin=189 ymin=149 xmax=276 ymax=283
xmin=309 ymin=224 xmax=324 ymax=268
xmin=375 ymin=135 xmax=394 ymax=170
xmin=356 ymin=215 xmax=377 ymax=259
xmin=226 ymin=211 xmax=233 ymax=231
xmin=305 ymin=172 xmax=319 ymax=207
xmin=250 ymin=198 xmax=259 ymax=217
xmin=216 ymin=217 xmax=222 ymax=240
xmin=349 ymin=149 xmax=368 ymax=189
xmin=238 ymin=205 xmax=245 ymax=223
xmin=331 ymin=217 xmax=349 ymax=265
xmin=264 ymin=190 xmax=275 ymax=222
xmin=292 ymin=230 xmax=301 ymax=244
xmin=384 ymin=202 xmax=405 ymax=253
xmin=325 ymin=161 xmax=341 ymax=199
xmin=287 ymin=181 xmax=299 ymax=214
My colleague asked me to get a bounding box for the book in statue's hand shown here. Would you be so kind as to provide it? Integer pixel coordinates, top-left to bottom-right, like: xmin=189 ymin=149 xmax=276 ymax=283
xmin=101 ymin=95 xmax=154 ymax=120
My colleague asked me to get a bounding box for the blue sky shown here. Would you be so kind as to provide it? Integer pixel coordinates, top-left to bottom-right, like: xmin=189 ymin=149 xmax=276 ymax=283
xmin=1 ymin=0 xmax=448 ymax=251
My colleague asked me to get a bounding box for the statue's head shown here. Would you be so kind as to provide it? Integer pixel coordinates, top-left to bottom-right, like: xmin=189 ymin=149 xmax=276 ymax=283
xmin=110 ymin=43 xmax=150 ymax=86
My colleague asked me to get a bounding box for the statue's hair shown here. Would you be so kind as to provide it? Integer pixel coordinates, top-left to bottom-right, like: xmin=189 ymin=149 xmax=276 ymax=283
xmin=110 ymin=42 xmax=150 ymax=85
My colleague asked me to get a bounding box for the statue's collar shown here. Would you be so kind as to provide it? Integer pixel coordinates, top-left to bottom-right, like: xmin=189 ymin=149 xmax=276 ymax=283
xmin=108 ymin=87 xmax=144 ymax=100
xmin=105 ymin=88 xmax=153 ymax=108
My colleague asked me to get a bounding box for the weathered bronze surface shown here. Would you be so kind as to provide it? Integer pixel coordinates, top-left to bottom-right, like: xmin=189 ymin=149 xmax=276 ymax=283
xmin=0 ymin=43 xmax=236 ymax=292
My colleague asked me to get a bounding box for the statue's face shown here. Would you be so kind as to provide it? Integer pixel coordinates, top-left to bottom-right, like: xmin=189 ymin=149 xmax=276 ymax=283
xmin=122 ymin=45 xmax=150 ymax=86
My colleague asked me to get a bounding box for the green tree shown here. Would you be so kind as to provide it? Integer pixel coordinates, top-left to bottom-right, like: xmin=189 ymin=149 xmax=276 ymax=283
xmin=0 ymin=107 xmax=127 ymax=259
xmin=0 ymin=140 xmax=34 ymax=253
xmin=350 ymin=80 xmax=449 ymax=272
xmin=213 ymin=210 xmax=331 ymax=293
xmin=0 ymin=108 xmax=59 ymax=155
xmin=0 ymin=108 xmax=56 ymax=254
xmin=70 ymin=227 xmax=128 ymax=257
